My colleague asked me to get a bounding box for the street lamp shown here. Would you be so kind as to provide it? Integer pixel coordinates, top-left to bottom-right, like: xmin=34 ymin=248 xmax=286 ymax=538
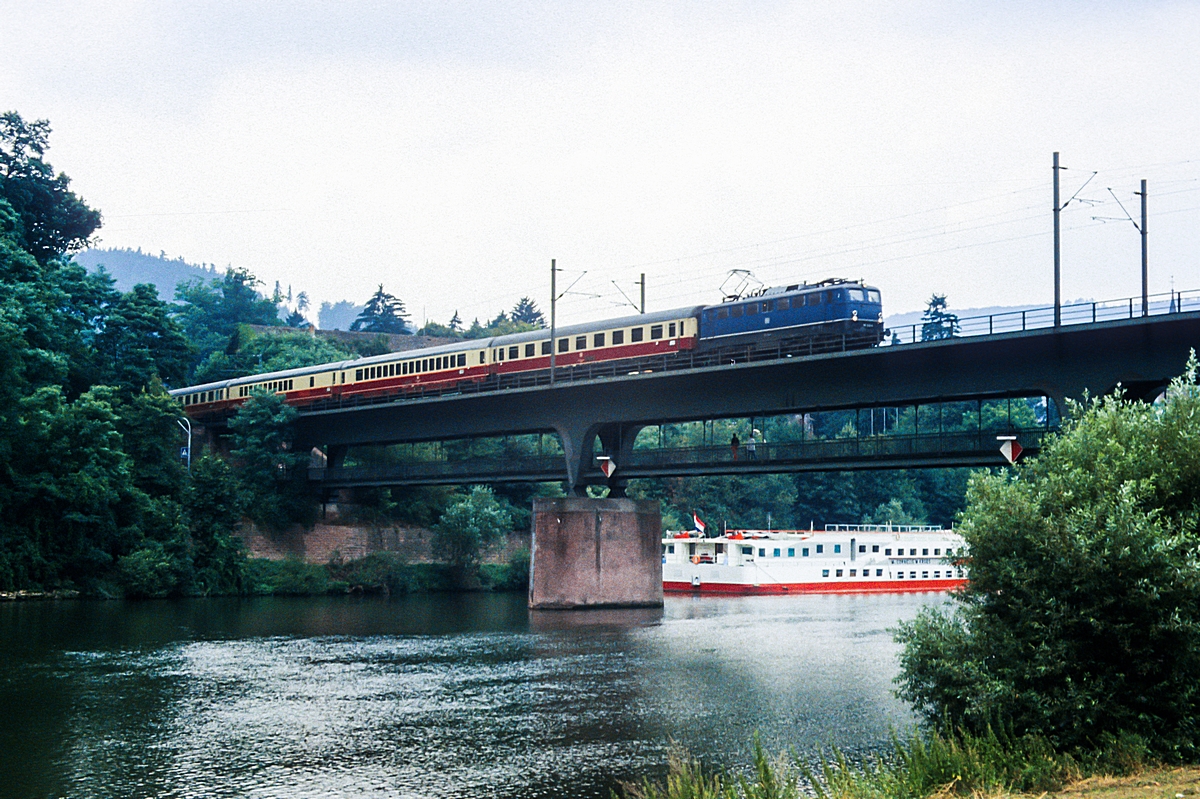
xmin=177 ymin=416 xmax=192 ymax=473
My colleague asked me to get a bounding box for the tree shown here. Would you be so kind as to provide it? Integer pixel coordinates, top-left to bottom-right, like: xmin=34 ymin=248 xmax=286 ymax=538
xmin=896 ymin=360 xmax=1200 ymax=758
xmin=448 ymin=310 xmax=462 ymax=332
xmin=921 ymin=294 xmax=960 ymax=341
xmin=510 ymin=297 xmax=545 ymax=327
xmin=0 ymin=111 xmax=102 ymax=264
xmin=175 ymin=268 xmax=283 ymax=374
xmin=432 ymin=486 xmax=513 ymax=584
xmin=227 ymin=392 xmax=316 ymax=530
xmin=94 ymin=283 xmax=193 ymax=390
xmin=284 ymin=308 xmax=309 ymax=328
xmin=351 ymin=285 xmax=410 ymax=333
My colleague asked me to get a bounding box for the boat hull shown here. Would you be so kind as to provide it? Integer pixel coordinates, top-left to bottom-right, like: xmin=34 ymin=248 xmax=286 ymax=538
xmin=664 ymin=578 xmax=967 ymax=595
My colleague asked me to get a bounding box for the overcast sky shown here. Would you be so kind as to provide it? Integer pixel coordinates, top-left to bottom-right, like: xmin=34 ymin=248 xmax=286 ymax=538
xmin=3 ymin=1 xmax=1198 ymax=326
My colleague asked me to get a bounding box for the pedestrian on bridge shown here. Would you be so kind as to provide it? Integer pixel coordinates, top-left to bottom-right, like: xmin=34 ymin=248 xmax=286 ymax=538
xmin=747 ymin=430 xmax=758 ymax=460
xmin=730 ymin=433 xmax=740 ymax=461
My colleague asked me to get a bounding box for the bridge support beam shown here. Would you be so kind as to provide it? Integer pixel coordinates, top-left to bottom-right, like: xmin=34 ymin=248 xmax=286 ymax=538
xmin=529 ymin=497 xmax=663 ymax=609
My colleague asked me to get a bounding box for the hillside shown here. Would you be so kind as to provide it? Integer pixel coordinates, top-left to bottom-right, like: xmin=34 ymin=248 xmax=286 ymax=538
xmin=72 ymin=247 xmax=220 ymax=297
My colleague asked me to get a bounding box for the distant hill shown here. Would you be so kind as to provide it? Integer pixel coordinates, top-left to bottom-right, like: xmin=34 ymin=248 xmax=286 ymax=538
xmin=73 ymin=248 xmax=220 ymax=298
xmin=318 ymin=300 xmax=367 ymax=331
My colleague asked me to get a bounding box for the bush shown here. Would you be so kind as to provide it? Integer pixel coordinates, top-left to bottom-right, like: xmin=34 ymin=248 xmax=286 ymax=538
xmin=431 ymin=485 xmax=513 ymax=586
xmin=118 ymin=541 xmax=185 ymax=598
xmin=245 ymin=557 xmax=331 ymax=595
xmin=895 ymin=357 xmax=1200 ymax=759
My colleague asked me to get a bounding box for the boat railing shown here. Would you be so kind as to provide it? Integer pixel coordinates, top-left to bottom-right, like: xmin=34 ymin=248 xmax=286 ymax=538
xmin=823 ymin=523 xmax=945 ymax=533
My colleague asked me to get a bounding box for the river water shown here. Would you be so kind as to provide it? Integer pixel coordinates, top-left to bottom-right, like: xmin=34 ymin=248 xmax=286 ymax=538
xmin=0 ymin=592 xmax=950 ymax=799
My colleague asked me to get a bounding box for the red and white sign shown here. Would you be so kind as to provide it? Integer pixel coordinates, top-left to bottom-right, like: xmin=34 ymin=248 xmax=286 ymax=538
xmin=998 ymin=438 xmax=1023 ymax=465
xmin=598 ymin=457 xmax=617 ymax=478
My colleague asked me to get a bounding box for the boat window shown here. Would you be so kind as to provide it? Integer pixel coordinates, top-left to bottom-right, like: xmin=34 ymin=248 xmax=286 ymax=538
xmin=594 ymin=332 xmax=605 ymax=348
xmin=689 ymin=543 xmax=696 ymax=555
xmin=715 ymin=544 xmax=725 ymax=553
xmin=717 ymin=307 xmax=729 ymax=320
xmin=934 ymin=571 xmax=941 ymax=578
xmin=872 ymin=545 xmax=879 ymax=552
xmin=876 ymin=569 xmax=884 ymax=576
xmin=542 ymin=341 xmax=552 ymax=355
xmin=612 ymin=330 xmax=625 ymax=345
xmin=910 ymin=571 xmax=917 ymax=578
xmin=650 ymin=325 xmax=663 ymax=339
xmin=849 ymin=569 xmax=856 ymax=577
xmin=922 ymin=571 xmax=929 ymax=578
xmin=741 ymin=546 xmax=752 ymax=555
xmin=833 ymin=544 xmax=841 ymax=553
xmin=910 ymin=548 xmax=917 ymax=555
xmin=575 ymin=336 xmax=586 ymax=350
xmin=787 ymin=548 xmax=795 ymax=557
xmin=836 ymin=569 xmax=843 ymax=577
xmin=730 ymin=305 xmax=743 ymax=318
xmin=773 ymin=548 xmax=780 ymax=557
xmin=859 ymin=545 xmax=866 ymax=553
xmin=934 ymin=548 xmax=941 ymax=555
xmin=897 ymin=572 xmax=903 ymax=579
xmin=525 ymin=344 xmax=535 ymax=357
xmin=630 ymin=327 xmax=644 ymax=342
xmin=758 ymin=548 xmax=765 ymax=558
xmin=816 ymin=544 xmax=823 ymax=553
xmin=885 ymin=548 xmax=892 ymax=555
xmin=802 ymin=547 xmax=809 ymax=557
xmin=822 ymin=570 xmax=830 ymax=577
xmin=668 ymin=544 xmax=675 ymax=554
xmin=922 ymin=548 xmax=929 ymax=556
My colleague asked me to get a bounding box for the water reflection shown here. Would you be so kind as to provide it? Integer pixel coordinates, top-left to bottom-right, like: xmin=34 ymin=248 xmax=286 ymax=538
xmin=0 ymin=592 xmax=951 ymax=799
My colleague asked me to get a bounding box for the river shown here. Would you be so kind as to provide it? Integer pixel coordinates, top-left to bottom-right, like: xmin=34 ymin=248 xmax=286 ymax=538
xmin=0 ymin=591 xmax=950 ymax=798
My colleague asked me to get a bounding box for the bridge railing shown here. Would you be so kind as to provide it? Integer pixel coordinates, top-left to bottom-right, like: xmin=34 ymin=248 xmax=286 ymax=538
xmin=888 ymin=288 xmax=1199 ymax=345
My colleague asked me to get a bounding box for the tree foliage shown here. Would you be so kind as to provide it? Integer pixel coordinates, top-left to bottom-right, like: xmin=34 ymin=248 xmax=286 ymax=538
xmin=351 ymin=284 xmax=410 ymax=333
xmin=896 ymin=360 xmax=1200 ymax=758
xmin=432 ymin=486 xmax=513 ymax=583
xmin=921 ymin=293 xmax=960 ymax=341
xmin=228 ymin=392 xmax=316 ymax=530
xmin=510 ymin=296 xmax=545 ymax=327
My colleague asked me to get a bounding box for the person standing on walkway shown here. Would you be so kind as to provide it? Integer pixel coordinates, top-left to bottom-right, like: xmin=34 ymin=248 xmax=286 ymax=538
xmin=730 ymin=433 xmax=740 ymax=461
xmin=746 ymin=429 xmax=758 ymax=460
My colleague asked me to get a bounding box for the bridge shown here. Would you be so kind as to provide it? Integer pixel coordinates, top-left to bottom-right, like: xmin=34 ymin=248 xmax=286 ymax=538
xmin=286 ymin=290 xmax=1200 ymax=493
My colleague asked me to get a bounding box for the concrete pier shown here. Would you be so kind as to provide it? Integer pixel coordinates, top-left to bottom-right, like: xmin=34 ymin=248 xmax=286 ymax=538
xmin=529 ymin=497 xmax=663 ymax=609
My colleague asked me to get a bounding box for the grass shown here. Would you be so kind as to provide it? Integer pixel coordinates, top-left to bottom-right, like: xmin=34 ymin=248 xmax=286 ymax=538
xmin=617 ymin=728 xmax=1168 ymax=799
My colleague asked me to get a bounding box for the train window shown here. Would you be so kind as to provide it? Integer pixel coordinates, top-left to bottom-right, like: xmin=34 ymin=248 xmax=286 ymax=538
xmin=746 ymin=303 xmax=758 ymax=315
xmin=458 ymin=354 xmax=466 ymax=367
xmin=868 ymin=290 xmax=881 ymax=303
xmin=479 ymin=352 xmax=485 ymax=364
xmin=630 ymin=327 xmax=644 ymax=342
xmin=848 ymin=289 xmax=866 ymax=301
xmin=422 ymin=359 xmax=429 ymax=371
xmin=717 ymin=307 xmax=729 ymax=320
xmin=525 ymin=344 xmax=535 ymax=357
xmin=558 ymin=338 xmax=568 ymax=353
xmin=824 ymin=291 xmax=835 ymax=303
xmin=509 ymin=346 xmax=519 ymax=359
xmin=356 ymin=369 xmax=363 ymax=381
xmin=806 ymin=293 xmax=821 ymax=306
xmin=762 ymin=300 xmax=774 ymax=312
xmin=341 ymin=372 xmax=346 ymax=383
xmin=612 ymin=330 xmax=624 ymax=345
xmin=668 ymin=323 xmax=676 ymax=337
xmin=650 ymin=325 xmax=663 ymax=339
xmin=310 ymin=377 xmax=315 ymax=387
xmin=730 ymin=305 xmax=743 ymax=318
xmin=541 ymin=341 xmax=551 ymax=355
xmin=575 ymin=336 xmax=586 ymax=350
xmin=593 ymin=332 xmax=605 ymax=348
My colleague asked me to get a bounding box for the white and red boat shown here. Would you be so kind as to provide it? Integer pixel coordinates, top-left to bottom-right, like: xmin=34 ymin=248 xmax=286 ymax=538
xmin=662 ymin=524 xmax=967 ymax=595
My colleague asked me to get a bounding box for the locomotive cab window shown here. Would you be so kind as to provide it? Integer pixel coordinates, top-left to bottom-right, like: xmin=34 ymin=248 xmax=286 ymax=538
xmin=868 ymin=290 xmax=881 ymax=303
xmin=746 ymin=303 xmax=758 ymax=315
xmin=806 ymin=293 xmax=821 ymax=306
xmin=717 ymin=307 xmax=729 ymax=320
xmin=730 ymin=305 xmax=743 ymax=318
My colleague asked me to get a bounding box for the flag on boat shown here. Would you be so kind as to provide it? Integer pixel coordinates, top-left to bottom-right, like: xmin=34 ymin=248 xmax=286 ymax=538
xmin=693 ymin=513 xmax=707 ymax=535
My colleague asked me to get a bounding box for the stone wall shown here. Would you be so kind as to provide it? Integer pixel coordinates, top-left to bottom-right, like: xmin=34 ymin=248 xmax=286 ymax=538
xmin=237 ymin=521 xmax=530 ymax=566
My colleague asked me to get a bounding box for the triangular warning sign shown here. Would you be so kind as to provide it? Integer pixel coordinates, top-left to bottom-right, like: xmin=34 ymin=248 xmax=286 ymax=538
xmin=599 ymin=458 xmax=617 ymax=478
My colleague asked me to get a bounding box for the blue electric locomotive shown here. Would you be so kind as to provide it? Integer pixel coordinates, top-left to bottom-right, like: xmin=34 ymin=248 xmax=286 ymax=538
xmin=696 ymin=277 xmax=883 ymax=344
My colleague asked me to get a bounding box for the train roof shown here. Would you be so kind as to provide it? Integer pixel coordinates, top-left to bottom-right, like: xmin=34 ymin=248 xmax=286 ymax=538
xmin=490 ymin=305 xmax=706 ymax=346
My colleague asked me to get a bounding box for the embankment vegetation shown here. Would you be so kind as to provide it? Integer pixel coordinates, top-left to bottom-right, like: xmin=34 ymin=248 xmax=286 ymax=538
xmin=624 ymin=362 xmax=1200 ymax=797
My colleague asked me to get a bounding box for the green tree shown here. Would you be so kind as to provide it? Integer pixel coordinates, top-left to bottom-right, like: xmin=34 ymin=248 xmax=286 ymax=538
xmin=432 ymin=485 xmax=513 ymax=584
xmin=921 ymin=294 xmax=960 ymax=341
xmin=510 ymin=297 xmax=545 ymax=327
xmin=896 ymin=361 xmax=1200 ymax=758
xmin=184 ymin=454 xmax=248 ymax=595
xmin=351 ymin=284 xmax=410 ymax=333
xmin=0 ymin=111 xmax=102 ymax=264
xmin=227 ymin=392 xmax=316 ymax=530
xmin=193 ymin=328 xmax=355 ymax=384
xmin=175 ymin=268 xmax=283 ymax=373
xmin=94 ymin=283 xmax=193 ymax=390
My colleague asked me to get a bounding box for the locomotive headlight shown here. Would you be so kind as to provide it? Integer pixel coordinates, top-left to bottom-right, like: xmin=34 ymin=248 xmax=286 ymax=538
xmin=851 ymin=310 xmax=858 ymax=321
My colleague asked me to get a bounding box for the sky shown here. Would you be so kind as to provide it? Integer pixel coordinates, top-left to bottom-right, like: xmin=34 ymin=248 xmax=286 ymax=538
xmin=3 ymin=0 xmax=1199 ymax=327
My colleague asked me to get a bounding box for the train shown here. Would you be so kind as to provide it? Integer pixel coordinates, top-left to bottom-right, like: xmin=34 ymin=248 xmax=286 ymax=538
xmin=171 ymin=278 xmax=884 ymax=418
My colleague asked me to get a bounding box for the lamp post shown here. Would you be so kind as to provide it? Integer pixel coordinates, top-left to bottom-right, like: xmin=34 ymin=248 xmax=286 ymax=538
xmin=177 ymin=417 xmax=192 ymax=473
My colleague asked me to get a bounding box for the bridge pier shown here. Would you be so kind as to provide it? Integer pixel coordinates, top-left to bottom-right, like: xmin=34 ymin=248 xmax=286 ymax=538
xmin=529 ymin=497 xmax=663 ymax=609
